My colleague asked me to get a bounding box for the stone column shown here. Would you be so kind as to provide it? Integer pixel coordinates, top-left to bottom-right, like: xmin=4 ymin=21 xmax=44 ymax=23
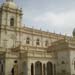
xmin=34 ymin=63 xmax=35 ymax=75
xmin=53 ymin=64 xmax=56 ymax=75
xmin=43 ymin=63 xmax=46 ymax=75
xmin=45 ymin=64 xmax=47 ymax=75
xmin=27 ymin=62 xmax=31 ymax=75
xmin=53 ymin=64 xmax=54 ymax=75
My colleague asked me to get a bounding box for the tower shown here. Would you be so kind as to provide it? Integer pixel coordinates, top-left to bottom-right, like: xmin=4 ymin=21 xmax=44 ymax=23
xmin=0 ymin=0 xmax=23 ymax=75
xmin=0 ymin=0 xmax=23 ymax=48
xmin=0 ymin=0 xmax=22 ymax=27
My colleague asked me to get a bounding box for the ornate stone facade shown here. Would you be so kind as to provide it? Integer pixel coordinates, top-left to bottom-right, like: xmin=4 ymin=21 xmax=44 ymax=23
xmin=0 ymin=0 xmax=75 ymax=75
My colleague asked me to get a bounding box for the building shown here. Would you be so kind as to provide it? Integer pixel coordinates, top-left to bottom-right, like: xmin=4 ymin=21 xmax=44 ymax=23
xmin=0 ymin=0 xmax=75 ymax=75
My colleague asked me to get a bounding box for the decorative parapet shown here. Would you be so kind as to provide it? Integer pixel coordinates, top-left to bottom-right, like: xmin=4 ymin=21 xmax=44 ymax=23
xmin=10 ymin=44 xmax=55 ymax=59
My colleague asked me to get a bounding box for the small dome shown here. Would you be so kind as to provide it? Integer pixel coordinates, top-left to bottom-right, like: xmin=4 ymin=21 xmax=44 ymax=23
xmin=73 ymin=28 xmax=75 ymax=37
xmin=2 ymin=1 xmax=17 ymax=9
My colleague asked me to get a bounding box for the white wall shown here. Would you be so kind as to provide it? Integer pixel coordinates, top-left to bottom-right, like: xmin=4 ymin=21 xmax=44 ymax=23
xmin=56 ymin=50 xmax=70 ymax=74
xmin=70 ymin=50 xmax=75 ymax=75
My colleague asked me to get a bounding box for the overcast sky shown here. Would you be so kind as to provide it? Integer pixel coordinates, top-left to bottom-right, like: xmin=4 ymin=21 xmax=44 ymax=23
xmin=1 ymin=0 xmax=75 ymax=36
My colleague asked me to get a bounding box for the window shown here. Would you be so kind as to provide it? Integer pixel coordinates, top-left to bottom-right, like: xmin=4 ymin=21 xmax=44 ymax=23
xmin=45 ymin=40 xmax=48 ymax=46
xmin=10 ymin=18 xmax=14 ymax=26
xmin=62 ymin=70 xmax=66 ymax=73
xmin=26 ymin=37 xmax=30 ymax=44
xmin=61 ymin=61 xmax=65 ymax=64
xmin=36 ymin=39 xmax=40 ymax=45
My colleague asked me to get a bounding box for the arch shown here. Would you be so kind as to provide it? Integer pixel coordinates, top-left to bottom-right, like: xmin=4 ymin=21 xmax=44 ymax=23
xmin=47 ymin=62 xmax=53 ymax=75
xmin=10 ymin=18 xmax=14 ymax=26
xmin=31 ymin=63 xmax=34 ymax=75
xmin=43 ymin=64 xmax=45 ymax=75
xmin=35 ymin=61 xmax=42 ymax=75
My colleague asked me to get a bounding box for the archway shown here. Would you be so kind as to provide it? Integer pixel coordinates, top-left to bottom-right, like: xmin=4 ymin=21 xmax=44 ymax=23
xmin=47 ymin=62 xmax=53 ymax=75
xmin=35 ymin=61 xmax=42 ymax=75
xmin=43 ymin=64 xmax=45 ymax=75
xmin=31 ymin=63 xmax=34 ymax=75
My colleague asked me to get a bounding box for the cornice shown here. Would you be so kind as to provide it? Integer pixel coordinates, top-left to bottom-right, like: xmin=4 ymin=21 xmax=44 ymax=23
xmin=0 ymin=25 xmax=65 ymax=39
xmin=0 ymin=6 xmax=22 ymax=15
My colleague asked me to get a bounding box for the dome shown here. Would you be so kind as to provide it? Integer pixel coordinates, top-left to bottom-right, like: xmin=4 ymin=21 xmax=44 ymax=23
xmin=73 ymin=28 xmax=75 ymax=37
xmin=2 ymin=1 xmax=17 ymax=9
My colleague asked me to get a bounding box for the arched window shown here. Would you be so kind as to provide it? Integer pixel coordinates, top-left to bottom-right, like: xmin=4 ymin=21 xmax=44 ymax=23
xmin=45 ymin=40 xmax=48 ymax=46
xmin=10 ymin=18 xmax=14 ymax=26
xmin=26 ymin=37 xmax=30 ymax=44
xmin=36 ymin=39 xmax=40 ymax=45
xmin=61 ymin=61 xmax=65 ymax=64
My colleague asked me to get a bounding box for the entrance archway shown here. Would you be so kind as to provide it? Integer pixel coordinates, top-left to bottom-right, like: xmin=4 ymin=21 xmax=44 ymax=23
xmin=31 ymin=63 xmax=34 ymax=75
xmin=35 ymin=61 xmax=42 ymax=75
xmin=47 ymin=62 xmax=53 ymax=75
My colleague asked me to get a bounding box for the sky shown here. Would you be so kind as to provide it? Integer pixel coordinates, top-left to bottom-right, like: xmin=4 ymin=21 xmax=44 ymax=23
xmin=1 ymin=0 xmax=75 ymax=36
